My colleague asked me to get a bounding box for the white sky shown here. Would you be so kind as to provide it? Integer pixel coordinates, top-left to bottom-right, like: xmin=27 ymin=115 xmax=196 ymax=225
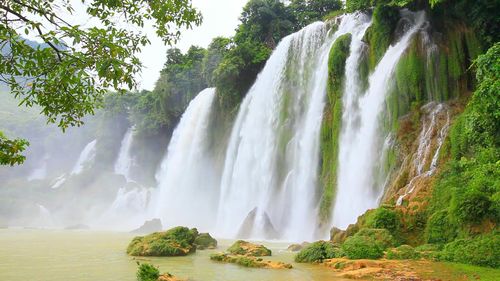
xmin=137 ymin=0 xmax=249 ymax=90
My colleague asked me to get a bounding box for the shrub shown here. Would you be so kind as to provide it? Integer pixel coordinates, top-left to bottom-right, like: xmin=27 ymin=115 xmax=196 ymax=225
xmin=439 ymin=233 xmax=500 ymax=268
xmin=136 ymin=263 xmax=160 ymax=281
xmin=386 ymin=245 xmax=420 ymax=260
xmin=451 ymin=188 xmax=492 ymax=224
xmin=295 ymin=241 xmax=344 ymax=263
xmin=341 ymin=228 xmax=395 ymax=259
xmin=366 ymin=207 xmax=399 ymax=233
xmin=425 ymin=210 xmax=457 ymax=244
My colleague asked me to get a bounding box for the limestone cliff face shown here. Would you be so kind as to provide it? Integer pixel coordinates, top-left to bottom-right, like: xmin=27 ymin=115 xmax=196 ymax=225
xmin=320 ymin=6 xmax=482 ymax=225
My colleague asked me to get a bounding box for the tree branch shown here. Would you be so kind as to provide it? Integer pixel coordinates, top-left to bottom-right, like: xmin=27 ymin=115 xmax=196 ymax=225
xmin=0 ymin=3 xmax=63 ymax=61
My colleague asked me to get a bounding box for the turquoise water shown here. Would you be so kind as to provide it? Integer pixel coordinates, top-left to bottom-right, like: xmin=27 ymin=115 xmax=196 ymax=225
xmin=0 ymin=229 xmax=349 ymax=281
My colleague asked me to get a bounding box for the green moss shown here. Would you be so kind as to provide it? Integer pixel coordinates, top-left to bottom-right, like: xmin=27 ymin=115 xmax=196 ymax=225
xmin=193 ymin=233 xmax=217 ymax=250
xmin=386 ymin=245 xmax=420 ymax=260
xmin=319 ymin=33 xmax=352 ymax=223
xmin=341 ymin=228 xmax=396 ymax=259
xmin=438 ymin=233 xmax=500 ymax=268
xmin=126 ymin=226 xmax=199 ymax=257
xmin=294 ymin=241 xmax=344 ymax=263
xmin=227 ymin=240 xmax=271 ymax=257
xmin=364 ymin=5 xmax=399 ymax=70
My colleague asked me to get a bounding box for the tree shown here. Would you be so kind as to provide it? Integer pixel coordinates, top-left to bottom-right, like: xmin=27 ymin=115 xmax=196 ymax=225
xmin=0 ymin=0 xmax=201 ymax=165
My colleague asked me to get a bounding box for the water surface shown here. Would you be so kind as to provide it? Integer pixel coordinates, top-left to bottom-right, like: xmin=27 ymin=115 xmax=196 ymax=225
xmin=0 ymin=229 xmax=349 ymax=281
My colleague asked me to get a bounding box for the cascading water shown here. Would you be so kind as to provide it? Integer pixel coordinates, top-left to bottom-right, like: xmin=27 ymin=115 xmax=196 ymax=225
xmin=154 ymin=88 xmax=218 ymax=231
xmin=71 ymin=139 xmax=97 ymax=175
xmin=217 ymin=13 xmax=372 ymax=241
xmin=114 ymin=127 xmax=135 ymax=182
xmin=332 ymin=11 xmax=426 ymax=229
xmin=396 ymin=102 xmax=450 ymax=205
xmin=98 ymin=186 xmax=152 ymax=230
xmin=28 ymin=154 xmax=49 ymax=181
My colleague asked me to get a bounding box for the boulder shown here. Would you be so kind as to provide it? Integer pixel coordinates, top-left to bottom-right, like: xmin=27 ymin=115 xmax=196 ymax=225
xmin=287 ymin=242 xmax=310 ymax=252
xmin=237 ymin=207 xmax=279 ymax=239
xmin=330 ymin=226 xmax=347 ymax=244
xmin=193 ymin=233 xmax=217 ymax=250
xmin=127 ymin=226 xmax=199 ymax=256
xmin=227 ymin=240 xmax=272 ymax=257
xmin=131 ymin=219 xmax=163 ymax=234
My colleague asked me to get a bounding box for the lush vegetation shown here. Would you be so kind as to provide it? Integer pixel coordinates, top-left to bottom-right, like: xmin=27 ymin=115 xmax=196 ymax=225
xmin=295 ymin=241 xmax=343 ymax=263
xmin=341 ymin=228 xmax=396 ymax=259
xmin=136 ymin=263 xmax=160 ymax=281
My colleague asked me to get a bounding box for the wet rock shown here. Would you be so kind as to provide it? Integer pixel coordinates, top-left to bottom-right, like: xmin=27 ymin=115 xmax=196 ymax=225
xmin=237 ymin=207 xmax=279 ymax=239
xmin=287 ymin=242 xmax=310 ymax=252
xmin=330 ymin=226 xmax=347 ymax=244
xmin=131 ymin=218 xmax=163 ymax=234
xmin=193 ymin=233 xmax=217 ymax=250
xmin=227 ymin=240 xmax=272 ymax=257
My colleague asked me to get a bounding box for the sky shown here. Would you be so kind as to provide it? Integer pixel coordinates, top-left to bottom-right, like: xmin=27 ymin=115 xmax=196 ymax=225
xmin=137 ymin=0 xmax=249 ymax=90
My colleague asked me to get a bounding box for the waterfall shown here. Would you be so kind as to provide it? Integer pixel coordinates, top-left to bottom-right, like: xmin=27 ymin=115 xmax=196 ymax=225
xmin=216 ymin=13 xmax=371 ymax=241
xmin=27 ymin=154 xmax=49 ymax=181
xmin=98 ymin=186 xmax=152 ymax=230
xmin=71 ymin=139 xmax=97 ymax=175
xmin=37 ymin=204 xmax=56 ymax=228
xmin=332 ymin=11 xmax=426 ymax=229
xmin=154 ymin=88 xmax=218 ymax=231
xmin=396 ymin=102 xmax=450 ymax=205
xmin=114 ymin=127 xmax=135 ymax=182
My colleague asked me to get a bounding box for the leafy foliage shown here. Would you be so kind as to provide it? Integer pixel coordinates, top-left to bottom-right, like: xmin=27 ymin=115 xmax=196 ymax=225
xmin=295 ymin=241 xmax=344 ymax=263
xmin=0 ymin=0 xmax=201 ymax=165
xmin=341 ymin=228 xmax=395 ymax=259
xmin=136 ymin=263 xmax=160 ymax=281
xmin=438 ymin=233 xmax=500 ymax=268
xmin=366 ymin=207 xmax=399 ymax=233
xmin=386 ymin=245 xmax=420 ymax=260
xmin=0 ymin=131 xmax=28 ymax=165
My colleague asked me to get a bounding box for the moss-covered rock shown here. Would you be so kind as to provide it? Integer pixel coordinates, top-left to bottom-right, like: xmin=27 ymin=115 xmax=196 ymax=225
xmin=227 ymin=240 xmax=271 ymax=257
xmin=295 ymin=240 xmax=344 ymax=263
xmin=341 ymin=228 xmax=396 ymax=259
xmin=386 ymin=245 xmax=420 ymax=260
xmin=319 ymin=33 xmax=352 ymax=223
xmin=210 ymin=253 xmax=292 ymax=269
xmin=193 ymin=233 xmax=217 ymax=250
xmin=126 ymin=226 xmax=199 ymax=257
xmin=287 ymin=242 xmax=310 ymax=252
